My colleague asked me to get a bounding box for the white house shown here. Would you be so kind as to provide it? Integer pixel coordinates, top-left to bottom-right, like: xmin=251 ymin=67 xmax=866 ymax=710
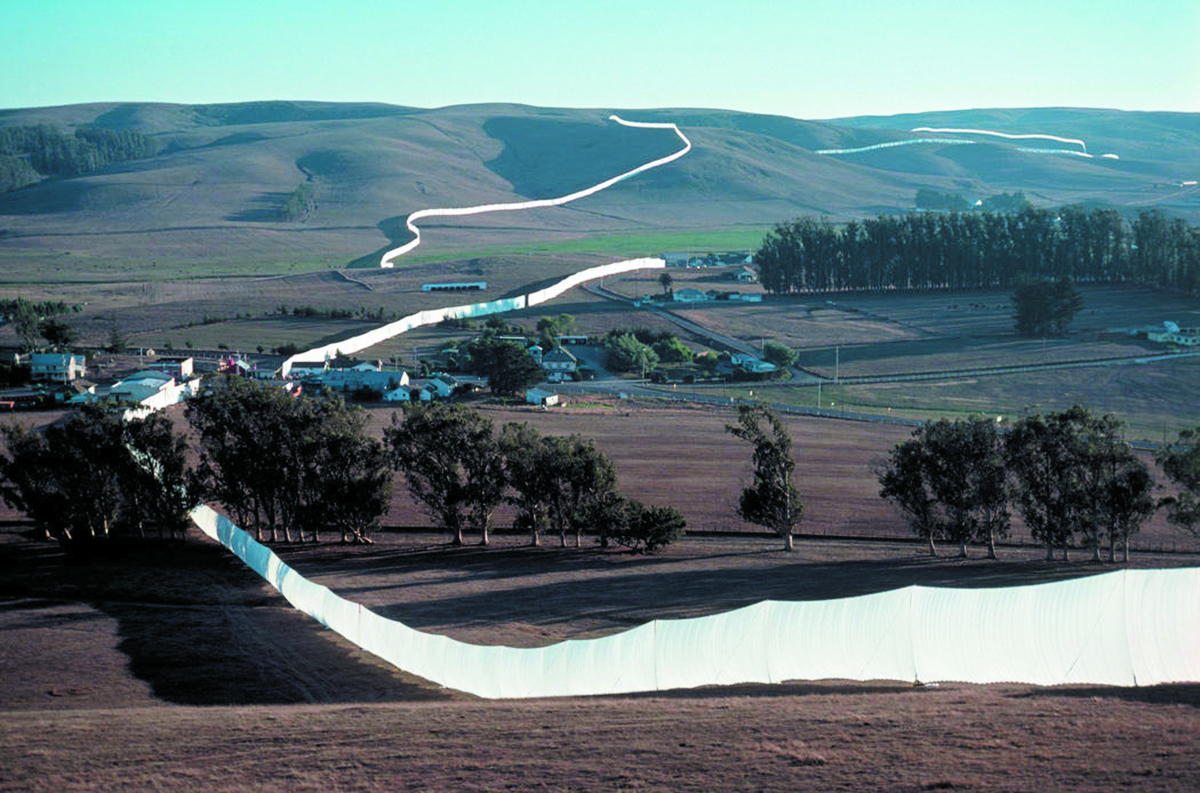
xmin=735 ymin=266 xmax=758 ymax=283
xmin=383 ymin=385 xmax=414 ymax=402
xmin=110 ymin=370 xmax=175 ymax=403
xmin=730 ymin=353 xmax=777 ymax=374
xmin=672 ymin=288 xmax=708 ymax=303
xmin=541 ymin=347 xmax=577 ymax=379
xmin=1148 ymin=321 xmax=1200 ymax=346
xmin=30 ymin=353 xmax=86 ymax=383
xmin=147 ymin=356 xmax=194 ymax=380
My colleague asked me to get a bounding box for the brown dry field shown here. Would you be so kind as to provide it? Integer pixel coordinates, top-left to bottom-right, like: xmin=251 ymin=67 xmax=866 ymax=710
xmin=348 ymin=403 xmax=1197 ymax=552
xmin=3 ymin=403 xmax=1196 ymax=553
xmin=3 ymin=523 xmax=1200 ymax=792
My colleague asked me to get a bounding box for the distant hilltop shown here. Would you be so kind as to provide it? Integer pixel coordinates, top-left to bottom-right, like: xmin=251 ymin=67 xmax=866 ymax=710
xmin=0 ymin=101 xmax=1196 ymax=265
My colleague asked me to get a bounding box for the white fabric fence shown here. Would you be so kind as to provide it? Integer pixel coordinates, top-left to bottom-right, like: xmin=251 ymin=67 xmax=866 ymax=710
xmin=281 ymin=257 xmax=663 ymax=377
xmin=378 ymin=115 xmax=691 ymax=268
xmin=191 ymin=504 xmax=1200 ymax=698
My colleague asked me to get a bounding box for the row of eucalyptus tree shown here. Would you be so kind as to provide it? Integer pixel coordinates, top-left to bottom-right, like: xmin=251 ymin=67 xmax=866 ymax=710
xmin=756 ymin=207 xmax=1200 ymax=294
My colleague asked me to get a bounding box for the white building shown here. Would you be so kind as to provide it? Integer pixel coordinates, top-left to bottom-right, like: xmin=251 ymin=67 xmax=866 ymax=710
xmin=30 ymin=353 xmax=86 ymax=383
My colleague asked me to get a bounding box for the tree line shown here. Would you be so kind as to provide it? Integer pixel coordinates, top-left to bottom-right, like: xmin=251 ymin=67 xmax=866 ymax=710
xmin=4 ymin=386 xmax=1198 ymax=560
xmin=0 ymin=125 xmax=158 ymax=192
xmin=389 ymin=402 xmax=686 ymax=552
xmin=877 ymin=406 xmax=1200 ymax=561
xmin=756 ymin=207 xmax=1200 ymax=295
xmin=0 ymin=381 xmax=688 ymax=554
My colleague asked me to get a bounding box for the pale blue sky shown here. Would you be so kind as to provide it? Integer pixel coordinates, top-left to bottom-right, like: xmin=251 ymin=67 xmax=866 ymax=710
xmin=2 ymin=0 xmax=1197 ymax=119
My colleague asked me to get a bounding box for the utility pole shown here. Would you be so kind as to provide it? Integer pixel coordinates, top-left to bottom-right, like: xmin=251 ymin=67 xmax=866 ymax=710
xmin=835 ymin=346 xmax=840 ymax=383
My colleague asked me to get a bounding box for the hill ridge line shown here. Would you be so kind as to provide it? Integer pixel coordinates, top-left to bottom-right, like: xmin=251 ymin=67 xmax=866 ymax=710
xmin=378 ymin=115 xmax=691 ymax=267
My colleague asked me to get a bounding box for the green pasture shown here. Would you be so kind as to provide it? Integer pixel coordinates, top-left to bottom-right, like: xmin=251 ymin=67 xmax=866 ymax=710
xmin=373 ymin=227 xmax=772 ymax=267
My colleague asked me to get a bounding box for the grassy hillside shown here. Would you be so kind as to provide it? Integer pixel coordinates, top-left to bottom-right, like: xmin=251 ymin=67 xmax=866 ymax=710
xmin=0 ymin=101 xmax=1196 ymax=279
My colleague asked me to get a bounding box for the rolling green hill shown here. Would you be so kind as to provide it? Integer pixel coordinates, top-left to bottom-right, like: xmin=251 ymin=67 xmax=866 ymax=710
xmin=0 ymin=100 xmax=1196 ymax=276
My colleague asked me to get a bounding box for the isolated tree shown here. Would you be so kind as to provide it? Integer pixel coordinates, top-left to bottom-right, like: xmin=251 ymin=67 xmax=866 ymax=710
xmin=1012 ymin=279 xmax=1083 ymax=337
xmin=726 ymin=404 xmax=804 ymax=551
xmin=761 ymin=340 xmax=799 ymax=370
xmin=385 ymin=403 xmax=505 ymax=545
xmin=470 ymin=339 xmax=544 ymax=397
xmin=39 ymin=318 xmax=77 ymax=350
xmin=604 ymin=333 xmax=658 ymax=375
xmin=658 ymin=271 xmax=673 ymax=296
xmin=1156 ymin=426 xmax=1200 ymax=539
xmin=106 ymin=319 xmax=129 ymax=354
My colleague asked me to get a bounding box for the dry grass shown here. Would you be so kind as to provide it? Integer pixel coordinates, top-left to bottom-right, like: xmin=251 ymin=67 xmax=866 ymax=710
xmin=2 ymin=526 xmax=1199 ymax=792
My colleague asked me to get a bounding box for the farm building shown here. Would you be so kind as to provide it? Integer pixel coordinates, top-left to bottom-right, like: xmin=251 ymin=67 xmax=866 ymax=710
xmin=383 ymin=385 xmax=415 ymax=402
xmin=541 ymin=347 xmax=577 ymax=378
xmin=525 ymin=388 xmax=559 ymax=407
xmin=110 ymin=370 xmax=175 ymax=403
xmin=422 ymin=281 xmax=487 ymax=292
xmin=730 ymin=353 xmax=777 ymax=374
xmin=147 ymin=355 xmax=194 ymax=380
xmin=320 ymin=367 xmax=407 ymax=393
xmin=1147 ymin=321 xmax=1200 ymax=346
xmin=672 ymin=288 xmax=709 ymax=303
xmin=30 ymin=353 xmax=86 ymax=383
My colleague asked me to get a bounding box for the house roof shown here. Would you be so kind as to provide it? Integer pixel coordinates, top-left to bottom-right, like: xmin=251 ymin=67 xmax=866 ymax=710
xmin=328 ymin=357 xmax=374 ymax=370
xmin=30 ymin=353 xmax=82 ymax=365
xmin=122 ymin=369 xmax=174 ymax=384
xmin=542 ymin=347 xmax=577 ymax=363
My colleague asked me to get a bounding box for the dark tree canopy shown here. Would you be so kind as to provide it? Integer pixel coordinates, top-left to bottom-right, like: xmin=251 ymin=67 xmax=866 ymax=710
xmin=467 ymin=338 xmax=544 ymax=396
xmin=0 ymin=404 xmax=197 ymax=548
xmin=594 ymin=496 xmax=687 ymax=553
xmin=1006 ymin=406 xmax=1154 ymax=561
xmin=756 ymin=207 xmax=1199 ymax=295
xmin=1011 ymin=279 xmax=1083 ymax=337
xmin=385 ymin=403 xmax=506 ymax=545
xmin=187 ymin=378 xmax=390 ymax=543
xmin=878 ymin=417 xmax=1010 ymax=558
xmin=604 ymin=333 xmax=658 ymax=374
xmin=761 ymin=340 xmax=798 ymax=369
xmin=1157 ymin=426 xmax=1200 ymax=538
xmin=0 ymin=124 xmax=157 ymax=192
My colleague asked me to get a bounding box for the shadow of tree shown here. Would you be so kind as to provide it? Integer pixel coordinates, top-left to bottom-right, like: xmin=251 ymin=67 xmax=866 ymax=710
xmin=1013 ymin=683 xmax=1200 ymax=709
xmin=225 ymin=191 xmax=289 ymax=223
xmin=1 ymin=535 xmax=450 ymax=706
